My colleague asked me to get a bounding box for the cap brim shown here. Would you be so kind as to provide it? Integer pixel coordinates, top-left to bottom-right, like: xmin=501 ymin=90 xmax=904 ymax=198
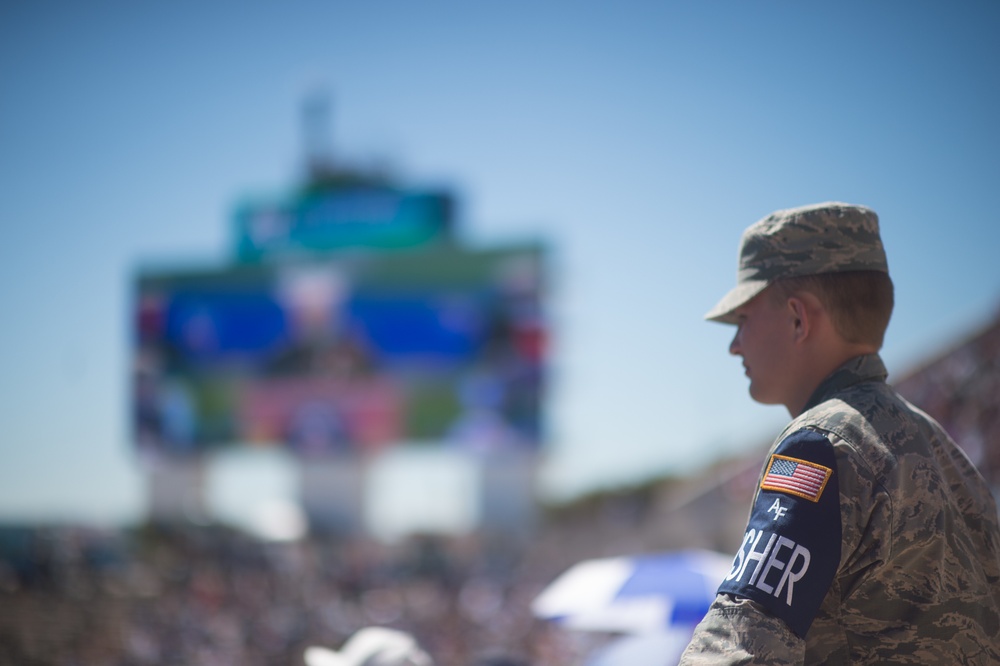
xmin=704 ymin=280 xmax=769 ymax=324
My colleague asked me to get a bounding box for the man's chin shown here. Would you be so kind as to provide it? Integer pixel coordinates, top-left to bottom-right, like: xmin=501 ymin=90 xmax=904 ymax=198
xmin=748 ymin=384 xmax=780 ymax=406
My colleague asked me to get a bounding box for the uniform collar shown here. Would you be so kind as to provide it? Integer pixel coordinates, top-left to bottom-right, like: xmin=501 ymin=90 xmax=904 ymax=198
xmin=801 ymin=353 xmax=888 ymax=413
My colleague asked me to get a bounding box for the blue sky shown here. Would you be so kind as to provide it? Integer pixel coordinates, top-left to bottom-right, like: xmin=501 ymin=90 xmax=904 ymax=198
xmin=1 ymin=1 xmax=998 ymax=531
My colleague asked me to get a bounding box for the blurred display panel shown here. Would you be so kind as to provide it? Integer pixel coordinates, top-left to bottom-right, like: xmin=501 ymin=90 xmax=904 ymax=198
xmin=233 ymin=188 xmax=454 ymax=261
xmin=133 ymin=244 xmax=546 ymax=460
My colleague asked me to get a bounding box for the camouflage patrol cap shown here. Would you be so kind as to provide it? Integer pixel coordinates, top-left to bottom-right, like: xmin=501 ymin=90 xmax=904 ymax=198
xmin=705 ymin=202 xmax=889 ymax=324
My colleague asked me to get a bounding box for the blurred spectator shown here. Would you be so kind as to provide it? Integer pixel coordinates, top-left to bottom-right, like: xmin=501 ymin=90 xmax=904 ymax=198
xmin=305 ymin=626 xmax=433 ymax=666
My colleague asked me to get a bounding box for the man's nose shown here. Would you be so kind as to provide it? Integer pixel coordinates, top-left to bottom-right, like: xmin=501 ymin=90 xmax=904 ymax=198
xmin=729 ymin=328 xmax=741 ymax=356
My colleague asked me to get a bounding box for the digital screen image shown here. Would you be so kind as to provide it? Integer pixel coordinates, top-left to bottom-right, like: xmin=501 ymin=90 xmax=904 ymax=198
xmin=132 ymin=244 xmax=547 ymax=460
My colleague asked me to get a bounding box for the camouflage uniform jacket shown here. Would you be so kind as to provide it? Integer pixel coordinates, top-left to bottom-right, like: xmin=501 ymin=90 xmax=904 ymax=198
xmin=679 ymin=354 xmax=1000 ymax=665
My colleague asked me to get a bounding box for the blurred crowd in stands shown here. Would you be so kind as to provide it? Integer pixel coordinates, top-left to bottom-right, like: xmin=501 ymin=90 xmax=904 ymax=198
xmin=0 ymin=499 xmax=682 ymax=666
xmin=894 ymin=310 xmax=1000 ymax=488
xmin=0 ymin=522 xmax=610 ymax=666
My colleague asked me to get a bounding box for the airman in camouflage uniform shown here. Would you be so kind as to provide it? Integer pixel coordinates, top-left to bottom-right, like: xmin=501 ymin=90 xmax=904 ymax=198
xmin=680 ymin=203 xmax=1000 ymax=665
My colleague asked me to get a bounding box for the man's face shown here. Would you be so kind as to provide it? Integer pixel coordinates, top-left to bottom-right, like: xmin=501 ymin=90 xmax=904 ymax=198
xmin=728 ymin=288 xmax=796 ymax=406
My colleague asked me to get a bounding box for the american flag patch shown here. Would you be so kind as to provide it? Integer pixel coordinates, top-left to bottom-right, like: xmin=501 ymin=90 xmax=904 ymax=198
xmin=761 ymin=454 xmax=832 ymax=502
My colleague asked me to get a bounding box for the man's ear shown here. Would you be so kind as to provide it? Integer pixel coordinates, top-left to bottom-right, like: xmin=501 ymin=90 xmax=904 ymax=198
xmin=787 ymin=295 xmax=811 ymax=342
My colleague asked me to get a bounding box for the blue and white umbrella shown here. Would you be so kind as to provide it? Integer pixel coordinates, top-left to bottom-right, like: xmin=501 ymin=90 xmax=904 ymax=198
xmin=532 ymin=549 xmax=731 ymax=634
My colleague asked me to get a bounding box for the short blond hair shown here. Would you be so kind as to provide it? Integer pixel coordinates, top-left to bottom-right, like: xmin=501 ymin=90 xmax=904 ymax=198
xmin=770 ymin=271 xmax=894 ymax=348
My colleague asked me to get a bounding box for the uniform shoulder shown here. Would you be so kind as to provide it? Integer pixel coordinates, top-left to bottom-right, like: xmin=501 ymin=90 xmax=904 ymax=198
xmin=782 ymin=386 xmax=897 ymax=482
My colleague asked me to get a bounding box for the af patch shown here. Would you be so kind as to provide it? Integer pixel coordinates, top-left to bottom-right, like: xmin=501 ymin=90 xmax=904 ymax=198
xmin=717 ymin=428 xmax=841 ymax=638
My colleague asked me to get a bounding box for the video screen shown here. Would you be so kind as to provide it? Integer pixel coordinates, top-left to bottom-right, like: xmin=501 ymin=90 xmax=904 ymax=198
xmin=132 ymin=244 xmax=546 ymax=459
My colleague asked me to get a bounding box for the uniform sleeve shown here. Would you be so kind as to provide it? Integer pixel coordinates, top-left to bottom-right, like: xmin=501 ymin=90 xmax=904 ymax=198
xmin=679 ymin=428 xmax=842 ymax=664
xmin=678 ymin=594 xmax=804 ymax=666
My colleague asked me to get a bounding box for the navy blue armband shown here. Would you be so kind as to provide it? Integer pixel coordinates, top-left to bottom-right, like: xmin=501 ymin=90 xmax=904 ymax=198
xmin=717 ymin=428 xmax=841 ymax=638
